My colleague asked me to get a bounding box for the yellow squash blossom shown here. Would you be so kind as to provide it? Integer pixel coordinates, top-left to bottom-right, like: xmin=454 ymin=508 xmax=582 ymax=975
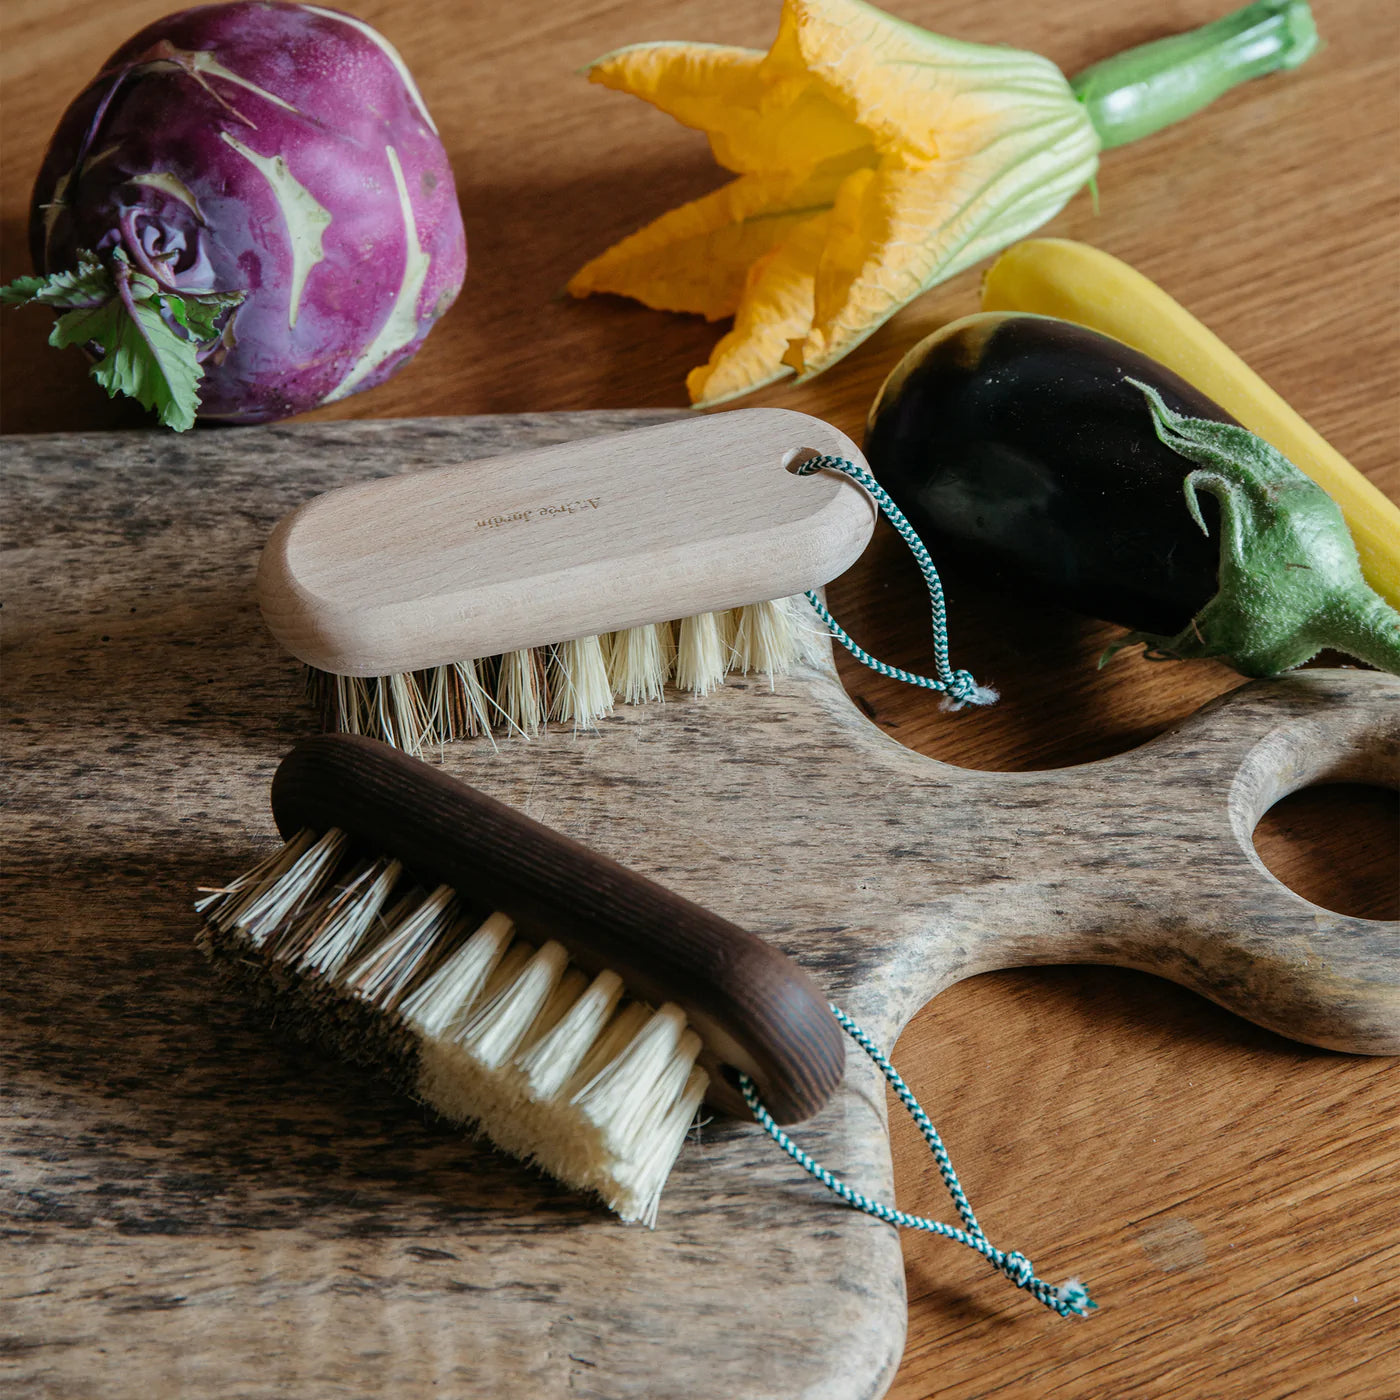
xmin=568 ymin=0 xmax=1317 ymax=406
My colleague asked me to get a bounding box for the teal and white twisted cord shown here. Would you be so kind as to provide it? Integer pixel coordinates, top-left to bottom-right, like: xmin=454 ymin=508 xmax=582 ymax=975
xmin=795 ymin=454 xmax=997 ymax=710
xmin=738 ymin=1004 xmax=1096 ymax=1319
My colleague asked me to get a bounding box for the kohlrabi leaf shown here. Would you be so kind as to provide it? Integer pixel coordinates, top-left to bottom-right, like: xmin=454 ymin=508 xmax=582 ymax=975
xmin=94 ymin=299 xmax=203 ymax=432
xmin=49 ymin=293 xmax=203 ymax=432
xmin=1 ymin=253 xmax=113 ymax=308
xmin=176 ymin=289 xmax=246 ymax=342
xmin=48 ymin=299 xmax=125 ymax=355
xmin=5 ymin=248 xmax=243 ymax=430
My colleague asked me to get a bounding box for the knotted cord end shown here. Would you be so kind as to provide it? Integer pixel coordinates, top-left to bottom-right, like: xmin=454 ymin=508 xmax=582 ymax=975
xmin=943 ymin=670 xmax=999 ymax=710
xmin=1053 ymin=1277 xmax=1098 ymax=1317
xmin=997 ymin=1250 xmax=1097 ymax=1317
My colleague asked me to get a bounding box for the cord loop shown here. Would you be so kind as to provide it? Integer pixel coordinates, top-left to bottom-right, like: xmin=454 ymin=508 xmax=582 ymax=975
xmin=739 ymin=1003 xmax=1096 ymax=1319
xmin=796 ymin=454 xmax=996 ymax=709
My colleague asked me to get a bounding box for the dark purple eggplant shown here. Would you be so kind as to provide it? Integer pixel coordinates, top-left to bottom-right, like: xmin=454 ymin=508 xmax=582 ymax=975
xmin=864 ymin=312 xmax=1400 ymax=678
xmin=864 ymin=313 xmax=1233 ymax=634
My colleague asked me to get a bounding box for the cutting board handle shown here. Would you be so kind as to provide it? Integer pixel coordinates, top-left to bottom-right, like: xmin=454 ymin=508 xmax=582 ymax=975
xmin=874 ymin=670 xmax=1400 ymax=1055
xmin=1132 ymin=671 xmax=1400 ymax=1053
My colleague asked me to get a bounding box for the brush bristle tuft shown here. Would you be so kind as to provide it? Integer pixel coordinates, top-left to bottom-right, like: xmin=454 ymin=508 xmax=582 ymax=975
xmin=196 ymin=831 xmax=709 ymax=1224
xmin=309 ymin=597 xmax=819 ymax=754
xmin=549 ymin=636 xmax=613 ymax=730
xmin=732 ymin=597 xmax=810 ymax=680
xmin=675 ymin=612 xmax=730 ymax=696
xmin=497 ymin=649 xmax=549 ymax=736
xmin=606 ymin=623 xmax=673 ymax=706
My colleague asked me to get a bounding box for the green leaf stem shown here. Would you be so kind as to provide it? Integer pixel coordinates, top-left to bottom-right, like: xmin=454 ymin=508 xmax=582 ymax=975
xmin=1106 ymin=381 xmax=1400 ymax=677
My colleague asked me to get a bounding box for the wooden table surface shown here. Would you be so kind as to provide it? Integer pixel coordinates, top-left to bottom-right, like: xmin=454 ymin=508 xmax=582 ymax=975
xmin=2 ymin=1 xmax=1396 ymax=1397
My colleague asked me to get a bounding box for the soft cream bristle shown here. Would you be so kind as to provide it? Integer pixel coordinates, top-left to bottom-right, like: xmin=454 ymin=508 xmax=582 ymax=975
xmin=571 ymin=1005 xmax=694 ymax=1150
xmin=731 ymin=597 xmax=807 ymax=678
xmin=549 ymin=636 xmax=614 ymax=729
xmin=400 ymin=911 xmax=516 ymax=1037
xmin=566 ymin=1001 xmax=653 ymax=1093
xmin=565 ymin=1008 xmax=708 ymax=1225
xmin=629 ymin=1065 xmax=710 ymax=1227
xmin=515 ymin=970 xmax=625 ymax=1099
xmin=196 ymin=831 xmax=709 ymax=1224
xmin=675 ymin=612 xmax=730 ymax=696
xmin=606 ymin=623 xmax=673 ymax=705
xmin=310 ymin=593 xmax=822 ymax=751
xmin=455 ymin=940 xmax=571 ymax=1071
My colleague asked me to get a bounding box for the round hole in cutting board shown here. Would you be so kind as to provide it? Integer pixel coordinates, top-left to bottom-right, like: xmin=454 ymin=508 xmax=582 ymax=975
xmin=823 ymin=528 xmax=1245 ymax=771
xmin=1253 ymin=783 xmax=1399 ymax=919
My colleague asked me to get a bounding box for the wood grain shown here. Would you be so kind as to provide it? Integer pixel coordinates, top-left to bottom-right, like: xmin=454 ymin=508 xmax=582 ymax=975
xmin=2 ymin=1 xmax=1397 ymax=1397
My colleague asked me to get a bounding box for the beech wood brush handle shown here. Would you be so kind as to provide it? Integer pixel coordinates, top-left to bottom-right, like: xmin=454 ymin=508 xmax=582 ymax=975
xmin=257 ymin=408 xmax=876 ymax=675
xmin=270 ymin=733 xmax=846 ymax=1123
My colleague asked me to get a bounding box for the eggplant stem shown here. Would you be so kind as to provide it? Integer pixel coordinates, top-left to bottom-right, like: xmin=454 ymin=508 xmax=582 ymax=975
xmin=1320 ymin=594 xmax=1400 ymax=676
xmin=1119 ymin=379 xmax=1400 ymax=679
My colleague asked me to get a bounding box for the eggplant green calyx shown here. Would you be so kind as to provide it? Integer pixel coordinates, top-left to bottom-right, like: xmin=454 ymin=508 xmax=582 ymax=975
xmin=1 ymin=248 xmax=244 ymax=431
xmin=1103 ymin=381 xmax=1400 ymax=678
xmin=1071 ymin=0 xmax=1320 ymax=150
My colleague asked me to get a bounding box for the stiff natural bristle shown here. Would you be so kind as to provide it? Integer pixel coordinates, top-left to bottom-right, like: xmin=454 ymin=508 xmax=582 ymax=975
xmin=310 ymin=599 xmax=817 ymax=755
xmin=429 ymin=661 xmax=495 ymax=743
xmin=675 ymin=611 xmax=729 ymax=696
xmin=196 ymin=830 xmax=709 ymax=1225
xmin=549 ymin=636 xmax=613 ymax=730
xmin=497 ymin=649 xmax=548 ymax=736
xmin=607 ymin=623 xmax=673 ymax=706
xmin=732 ymin=597 xmax=805 ymax=678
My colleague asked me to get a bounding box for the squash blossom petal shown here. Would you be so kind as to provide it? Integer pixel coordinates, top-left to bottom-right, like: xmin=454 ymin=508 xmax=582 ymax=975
xmin=568 ymin=0 xmax=1318 ymax=406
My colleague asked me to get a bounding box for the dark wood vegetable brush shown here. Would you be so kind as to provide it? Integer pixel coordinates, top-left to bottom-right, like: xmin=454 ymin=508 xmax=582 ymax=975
xmin=195 ymin=733 xmax=844 ymax=1224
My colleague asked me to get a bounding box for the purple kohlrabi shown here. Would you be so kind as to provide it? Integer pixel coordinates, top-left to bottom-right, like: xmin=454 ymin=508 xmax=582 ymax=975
xmin=16 ymin=1 xmax=466 ymax=426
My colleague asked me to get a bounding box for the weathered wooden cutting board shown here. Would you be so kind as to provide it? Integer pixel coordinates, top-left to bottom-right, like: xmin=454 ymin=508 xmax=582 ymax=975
xmin=4 ymin=413 xmax=1397 ymax=1400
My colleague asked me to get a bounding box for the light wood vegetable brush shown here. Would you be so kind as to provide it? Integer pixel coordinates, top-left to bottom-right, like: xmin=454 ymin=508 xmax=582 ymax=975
xmin=256 ymin=409 xmax=875 ymax=753
xmin=195 ymin=734 xmax=844 ymax=1224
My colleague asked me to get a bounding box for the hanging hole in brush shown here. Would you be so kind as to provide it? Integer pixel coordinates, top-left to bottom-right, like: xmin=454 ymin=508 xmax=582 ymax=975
xmin=783 ymin=446 xmax=822 ymax=474
xmin=1253 ymin=782 xmax=1399 ymax=920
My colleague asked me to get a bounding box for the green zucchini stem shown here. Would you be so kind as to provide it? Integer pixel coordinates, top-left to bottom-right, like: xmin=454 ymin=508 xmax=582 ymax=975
xmin=1106 ymin=382 xmax=1400 ymax=679
xmin=1071 ymin=1 xmax=1320 ymax=150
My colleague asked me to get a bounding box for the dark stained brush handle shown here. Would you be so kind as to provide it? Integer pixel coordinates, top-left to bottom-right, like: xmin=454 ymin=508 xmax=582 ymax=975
xmin=270 ymin=733 xmax=845 ymax=1123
